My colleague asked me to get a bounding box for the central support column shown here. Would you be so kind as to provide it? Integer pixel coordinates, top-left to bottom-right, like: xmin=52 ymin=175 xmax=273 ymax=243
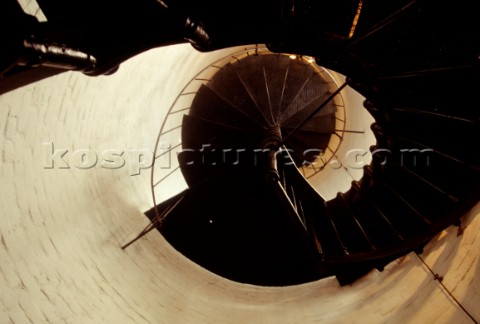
xmin=261 ymin=126 xmax=282 ymax=183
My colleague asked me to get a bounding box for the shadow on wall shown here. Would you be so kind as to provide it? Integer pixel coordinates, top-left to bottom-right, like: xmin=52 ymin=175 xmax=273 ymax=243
xmin=399 ymin=201 xmax=480 ymax=322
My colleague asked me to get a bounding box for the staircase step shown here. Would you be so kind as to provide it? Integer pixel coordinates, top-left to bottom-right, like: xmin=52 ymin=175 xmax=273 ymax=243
xmin=276 ymin=61 xmax=320 ymax=119
xmin=231 ymin=55 xmax=278 ymax=125
xmin=206 ymin=63 xmax=269 ymax=126
xmin=391 ymin=107 xmax=479 ymax=125
xmin=190 ymin=84 xmax=261 ymax=131
xmin=261 ymin=55 xmax=296 ymax=122
xmin=282 ymin=112 xmax=336 ymax=135
xmin=347 ymin=197 xmax=405 ymax=249
xmin=326 ymin=197 xmax=376 ymax=254
xmin=280 ymin=70 xmax=330 ymax=122
xmin=393 ymin=138 xmax=480 ymax=198
xmin=367 ymin=183 xmax=431 ymax=239
xmin=281 ymin=95 xmax=337 ymax=128
xmin=281 ymin=129 xmax=332 ymax=166
xmin=389 ymin=107 xmax=479 ymax=163
xmin=381 ymin=162 xmax=459 ymax=222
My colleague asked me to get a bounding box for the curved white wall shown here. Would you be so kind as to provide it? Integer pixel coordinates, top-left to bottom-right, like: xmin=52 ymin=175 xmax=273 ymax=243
xmin=304 ymin=71 xmax=376 ymax=201
xmin=1 ymin=40 xmax=479 ymax=323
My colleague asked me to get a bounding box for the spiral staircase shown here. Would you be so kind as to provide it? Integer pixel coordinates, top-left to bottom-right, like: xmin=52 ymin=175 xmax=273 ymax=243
xmin=2 ymin=0 xmax=479 ymax=288
xmin=139 ymin=43 xmax=479 ymax=286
